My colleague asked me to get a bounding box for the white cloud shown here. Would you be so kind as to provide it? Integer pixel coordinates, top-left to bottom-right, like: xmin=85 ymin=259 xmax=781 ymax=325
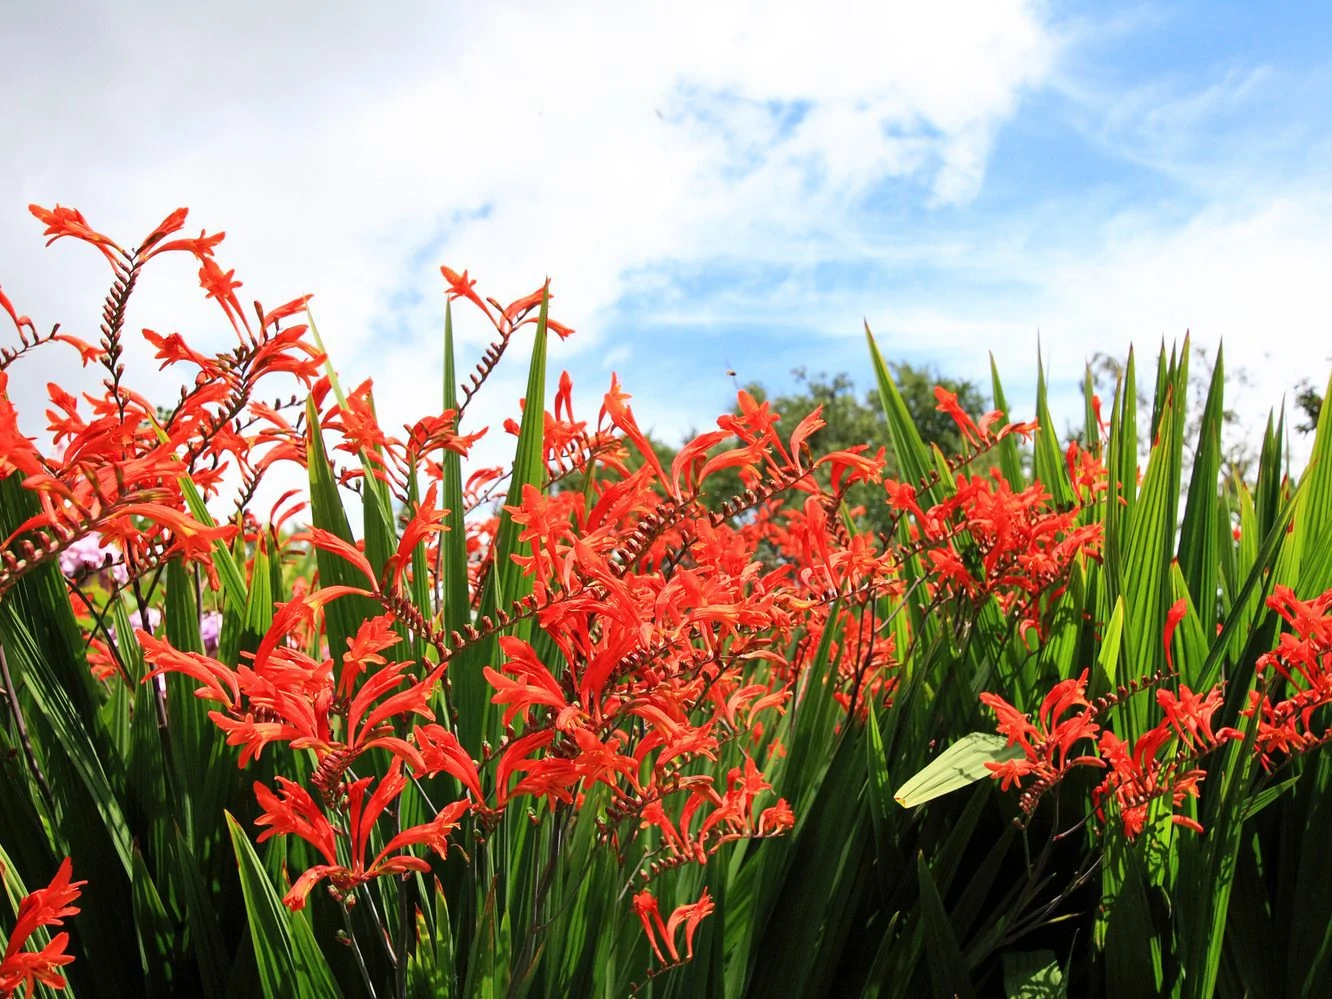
xmin=0 ymin=0 xmax=1059 ymax=482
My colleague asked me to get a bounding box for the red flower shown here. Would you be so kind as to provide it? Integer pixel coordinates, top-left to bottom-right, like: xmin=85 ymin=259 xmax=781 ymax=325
xmin=440 ymin=266 xmax=492 ymax=318
xmin=413 ymin=723 xmax=484 ymax=800
xmin=599 ymin=375 xmax=668 ymax=486
xmin=1244 ymin=584 xmax=1332 ymax=766
xmin=1092 ymin=723 xmax=1208 ymax=838
xmin=138 ymin=208 xmax=225 ymax=262
xmin=0 ymin=857 xmax=85 ymax=998
xmin=142 ymin=602 xmax=443 ymax=784
xmin=500 ymin=283 xmax=548 ymax=327
xmin=142 ymin=329 xmax=215 ymax=371
xmin=0 ymin=285 xmax=34 ymax=335
xmin=28 ymin=204 xmax=124 ymax=267
xmin=260 ymin=295 xmax=314 ymax=328
xmin=1156 ymin=685 xmax=1240 ymax=752
xmin=1164 ymin=598 xmax=1189 ymax=671
xmin=934 ymin=385 xmax=981 ymax=447
xmin=198 ymin=257 xmax=251 ymax=337
xmin=757 ymin=798 xmax=795 ymax=835
xmin=485 ymin=635 xmax=583 ymax=731
xmin=980 ymin=669 xmax=1103 ymax=798
xmin=254 ymin=759 xmax=469 ymax=911
xmin=632 ymin=887 xmax=715 ymax=965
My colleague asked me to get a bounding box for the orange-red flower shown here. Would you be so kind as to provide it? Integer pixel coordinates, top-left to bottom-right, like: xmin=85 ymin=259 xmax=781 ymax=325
xmin=28 ymin=204 xmax=123 ymax=267
xmin=256 ymin=760 xmax=470 ymax=911
xmin=198 ymin=257 xmax=250 ymax=337
xmin=0 ymin=857 xmax=85 ymax=998
xmin=632 ymin=888 xmax=714 ymax=964
xmin=0 ymin=285 xmax=33 ymax=335
xmin=440 ymin=266 xmax=491 ymax=317
xmin=980 ymin=669 xmax=1104 ymax=799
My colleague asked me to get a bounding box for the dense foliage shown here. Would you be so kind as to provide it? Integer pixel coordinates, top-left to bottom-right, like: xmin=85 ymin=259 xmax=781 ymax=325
xmin=1 ymin=204 xmax=1331 ymax=998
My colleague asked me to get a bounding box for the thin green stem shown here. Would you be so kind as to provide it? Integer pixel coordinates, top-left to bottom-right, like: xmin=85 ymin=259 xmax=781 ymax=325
xmin=342 ymin=902 xmax=379 ymax=999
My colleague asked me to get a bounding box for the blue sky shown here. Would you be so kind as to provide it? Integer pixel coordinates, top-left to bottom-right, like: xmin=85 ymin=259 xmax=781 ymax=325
xmin=3 ymin=1 xmax=1330 ymax=480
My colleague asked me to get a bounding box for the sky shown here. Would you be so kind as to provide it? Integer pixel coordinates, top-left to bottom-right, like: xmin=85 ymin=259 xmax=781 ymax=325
xmin=3 ymin=1 xmax=1330 ymax=489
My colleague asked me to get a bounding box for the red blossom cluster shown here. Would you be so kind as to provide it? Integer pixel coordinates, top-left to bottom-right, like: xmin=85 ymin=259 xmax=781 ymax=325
xmin=1092 ymin=683 xmax=1238 ymax=837
xmin=883 ymin=390 xmax=1102 ymax=642
xmin=632 ymin=887 xmax=715 ymax=968
xmin=0 ymin=204 xmax=326 ymax=603
xmin=0 ymin=858 xmax=84 ymax=999
xmin=982 ymin=666 xmax=1241 ymax=838
xmin=0 ymin=202 xmax=1113 ymax=978
xmin=977 ymin=592 xmax=1332 ymax=838
xmin=1246 ymin=585 xmax=1332 ymax=766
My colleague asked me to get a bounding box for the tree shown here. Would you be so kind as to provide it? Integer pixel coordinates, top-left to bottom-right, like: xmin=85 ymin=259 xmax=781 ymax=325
xmin=1295 ymin=378 xmax=1323 ymax=435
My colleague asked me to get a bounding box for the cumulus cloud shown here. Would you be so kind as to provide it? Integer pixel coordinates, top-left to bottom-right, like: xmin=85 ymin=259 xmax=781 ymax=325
xmin=0 ymin=0 xmax=1058 ymax=470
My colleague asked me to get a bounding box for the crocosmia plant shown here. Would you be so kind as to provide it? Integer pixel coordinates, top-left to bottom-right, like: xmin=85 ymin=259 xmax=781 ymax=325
xmin=1 ymin=203 xmax=1331 ymax=998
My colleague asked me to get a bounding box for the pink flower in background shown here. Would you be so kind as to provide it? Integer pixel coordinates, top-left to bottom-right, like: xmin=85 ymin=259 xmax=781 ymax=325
xmin=127 ymin=607 xmax=162 ymax=633
xmin=58 ymin=533 xmax=126 ymax=582
xmin=199 ymin=611 xmax=222 ymax=656
xmin=107 ymin=608 xmax=162 ymax=648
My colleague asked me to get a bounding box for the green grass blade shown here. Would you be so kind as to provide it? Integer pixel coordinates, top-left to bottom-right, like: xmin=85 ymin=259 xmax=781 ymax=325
xmin=916 ymin=852 xmax=977 ymax=999
xmin=1178 ymin=344 xmax=1224 ymax=621
xmin=1033 ymin=344 xmax=1075 ymax=509
xmin=456 ymin=291 xmax=550 ymax=755
xmin=989 ymin=355 xmax=1027 ymax=490
xmin=867 ymin=324 xmax=932 ymax=492
xmin=440 ymin=301 xmax=471 ymax=640
xmin=225 ymin=813 xmax=342 ymax=999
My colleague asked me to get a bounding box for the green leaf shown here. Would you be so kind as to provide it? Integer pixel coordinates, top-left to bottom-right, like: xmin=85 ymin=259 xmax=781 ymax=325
xmin=1 ymin=602 xmax=133 ymax=874
xmin=865 ymin=704 xmax=900 ymax=885
xmin=440 ymin=301 xmax=471 ymax=642
xmin=1002 ymin=950 xmax=1066 ymax=999
xmin=1119 ymin=364 xmax=1183 ymax=731
xmin=894 ymin=732 xmax=1022 ymax=808
xmin=1178 ymin=344 xmax=1224 ymax=621
xmin=1298 ymin=368 xmax=1332 ymax=593
xmin=989 ymin=355 xmax=1027 ymax=490
xmin=171 ymin=825 xmax=229 ymax=999
xmin=0 ymin=601 xmax=142 ymax=995
xmin=867 ymin=324 xmax=932 ymax=493
xmin=305 ymin=398 xmax=382 ymax=660
xmin=916 ymin=853 xmax=976 ymax=999
xmin=457 ymin=291 xmax=550 ymax=756
xmin=408 ymin=877 xmax=456 ymax=998
xmin=225 ymin=813 xmax=342 ymax=999
xmin=149 ymin=416 xmax=248 ymax=616
xmin=744 ymin=725 xmax=872 ymax=998
xmin=1033 ymin=344 xmax=1075 ymax=509
xmin=131 ymin=844 xmax=176 ymax=995
xmin=1091 ymin=595 xmax=1125 ymax=700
